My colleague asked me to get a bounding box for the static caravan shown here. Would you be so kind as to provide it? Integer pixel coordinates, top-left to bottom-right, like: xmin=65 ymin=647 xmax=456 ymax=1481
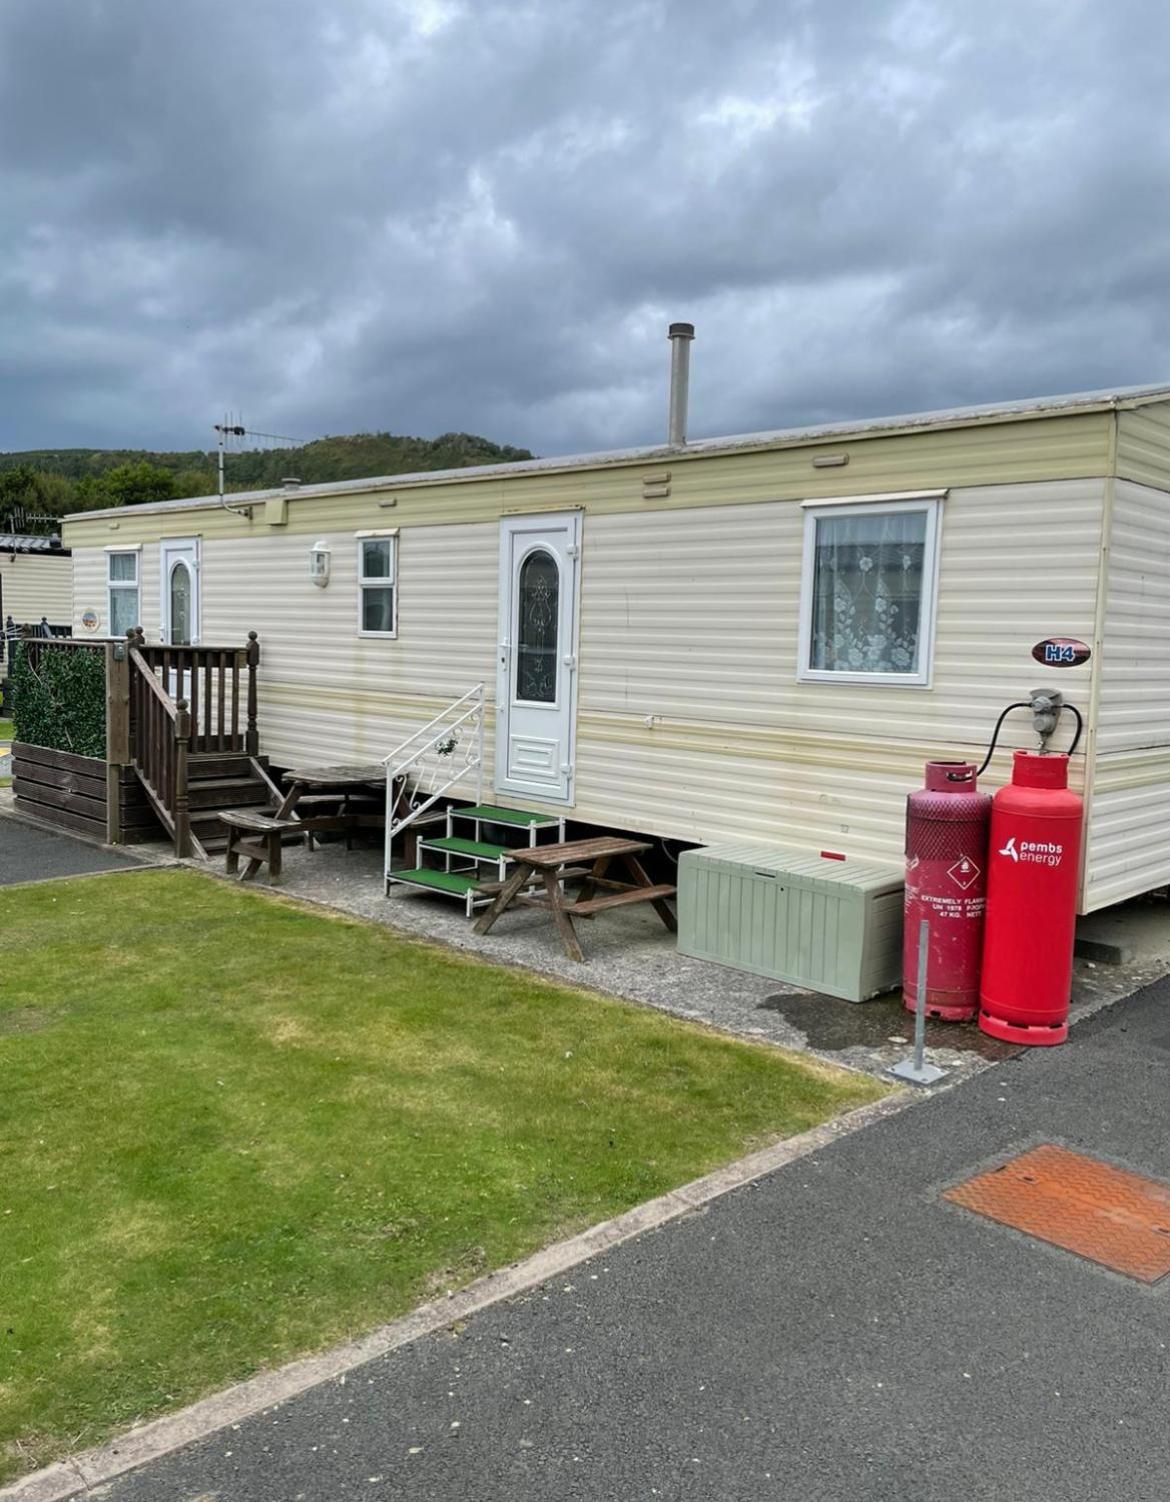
xmin=61 ymin=378 xmax=1170 ymax=914
xmin=0 ymin=532 xmax=72 ymax=630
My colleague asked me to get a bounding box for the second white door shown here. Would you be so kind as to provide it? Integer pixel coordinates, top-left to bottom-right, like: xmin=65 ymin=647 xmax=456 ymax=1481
xmin=160 ymin=538 xmax=200 ymax=645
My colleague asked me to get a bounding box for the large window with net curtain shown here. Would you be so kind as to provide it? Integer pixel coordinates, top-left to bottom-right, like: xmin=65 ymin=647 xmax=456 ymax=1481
xmin=798 ymin=496 xmax=943 ymax=685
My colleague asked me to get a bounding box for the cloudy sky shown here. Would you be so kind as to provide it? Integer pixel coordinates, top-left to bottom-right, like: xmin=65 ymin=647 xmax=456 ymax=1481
xmin=1 ymin=0 xmax=1168 ymax=457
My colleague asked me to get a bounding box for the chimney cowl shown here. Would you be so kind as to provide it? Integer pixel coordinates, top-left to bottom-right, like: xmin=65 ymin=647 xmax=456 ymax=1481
xmin=281 ymin=477 xmax=302 ymax=492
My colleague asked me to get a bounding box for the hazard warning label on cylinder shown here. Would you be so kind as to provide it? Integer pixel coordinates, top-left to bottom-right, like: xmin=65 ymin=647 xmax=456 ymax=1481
xmin=947 ymin=856 xmax=982 ymax=890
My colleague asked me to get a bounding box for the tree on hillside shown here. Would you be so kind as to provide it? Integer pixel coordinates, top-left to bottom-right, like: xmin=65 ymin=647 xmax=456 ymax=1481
xmin=74 ymin=462 xmax=179 ymax=510
xmin=0 ymin=465 xmax=76 ymax=525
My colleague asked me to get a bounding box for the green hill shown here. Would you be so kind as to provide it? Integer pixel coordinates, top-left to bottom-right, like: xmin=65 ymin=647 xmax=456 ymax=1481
xmin=0 ymin=431 xmax=535 ymax=524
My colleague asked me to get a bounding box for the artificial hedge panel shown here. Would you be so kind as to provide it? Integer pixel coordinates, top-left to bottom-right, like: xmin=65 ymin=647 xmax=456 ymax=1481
xmin=11 ymin=645 xmax=106 ymax=759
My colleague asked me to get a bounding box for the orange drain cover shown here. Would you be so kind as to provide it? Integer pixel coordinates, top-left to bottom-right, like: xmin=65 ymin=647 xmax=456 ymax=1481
xmin=945 ymin=1144 xmax=1170 ymax=1283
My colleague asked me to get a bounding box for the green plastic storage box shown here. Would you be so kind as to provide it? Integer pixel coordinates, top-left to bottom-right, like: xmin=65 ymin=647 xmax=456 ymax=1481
xmin=677 ymin=841 xmax=904 ymax=1002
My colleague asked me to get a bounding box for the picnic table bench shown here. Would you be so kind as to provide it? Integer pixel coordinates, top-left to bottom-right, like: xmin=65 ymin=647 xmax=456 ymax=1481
xmin=472 ymin=835 xmax=677 ymax=961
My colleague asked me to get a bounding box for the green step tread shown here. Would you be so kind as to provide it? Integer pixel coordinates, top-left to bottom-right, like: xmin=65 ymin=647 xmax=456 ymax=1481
xmin=388 ymin=867 xmax=481 ymax=895
xmin=454 ymin=804 xmax=560 ymax=828
xmin=420 ymin=836 xmax=512 ymax=861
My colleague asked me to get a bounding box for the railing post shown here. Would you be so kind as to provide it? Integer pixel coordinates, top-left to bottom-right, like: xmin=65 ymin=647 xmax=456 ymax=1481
xmin=245 ymin=631 xmax=260 ymax=756
xmin=106 ymin=638 xmax=131 ymax=765
xmin=174 ymin=697 xmax=192 ymax=858
xmin=105 ymin=637 xmax=132 ymax=843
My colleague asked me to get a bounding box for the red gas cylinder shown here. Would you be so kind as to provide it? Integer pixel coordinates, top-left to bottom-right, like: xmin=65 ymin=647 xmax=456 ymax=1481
xmin=979 ymin=751 xmax=1083 ymax=1046
xmin=904 ymin=761 xmax=992 ymax=1021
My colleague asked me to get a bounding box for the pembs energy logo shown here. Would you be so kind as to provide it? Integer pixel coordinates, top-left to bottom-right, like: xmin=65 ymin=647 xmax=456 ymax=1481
xmin=998 ymin=836 xmax=1064 ymax=869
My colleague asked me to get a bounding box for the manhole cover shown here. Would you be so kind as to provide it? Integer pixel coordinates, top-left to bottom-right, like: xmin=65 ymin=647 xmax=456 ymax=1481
xmin=945 ymin=1144 xmax=1170 ymax=1284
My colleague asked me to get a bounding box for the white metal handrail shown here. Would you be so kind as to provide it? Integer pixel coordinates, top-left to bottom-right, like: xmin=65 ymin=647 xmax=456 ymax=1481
xmin=383 ymin=683 xmax=486 ymax=882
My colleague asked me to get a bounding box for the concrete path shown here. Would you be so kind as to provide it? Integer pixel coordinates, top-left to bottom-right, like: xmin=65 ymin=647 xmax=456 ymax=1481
xmin=0 ymin=813 xmax=144 ymax=885
xmin=95 ymin=979 xmax=1170 ymax=1502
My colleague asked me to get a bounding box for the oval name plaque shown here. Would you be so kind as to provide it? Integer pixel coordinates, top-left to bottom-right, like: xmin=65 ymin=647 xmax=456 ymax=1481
xmin=1031 ymin=637 xmax=1091 ymax=667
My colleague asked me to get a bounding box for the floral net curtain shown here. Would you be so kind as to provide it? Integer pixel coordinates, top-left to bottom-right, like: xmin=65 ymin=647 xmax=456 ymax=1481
xmin=809 ymin=510 xmax=927 ymax=673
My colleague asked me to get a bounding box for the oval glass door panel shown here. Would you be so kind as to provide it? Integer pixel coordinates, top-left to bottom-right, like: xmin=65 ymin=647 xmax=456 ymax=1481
xmin=169 ymin=561 xmax=193 ymax=645
xmin=516 ymin=549 xmax=559 ymax=703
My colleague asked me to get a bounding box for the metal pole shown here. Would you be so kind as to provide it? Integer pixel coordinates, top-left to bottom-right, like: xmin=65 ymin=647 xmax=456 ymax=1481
xmin=913 ymin=918 xmax=929 ymax=1073
xmin=889 ymin=918 xmax=948 ymax=1087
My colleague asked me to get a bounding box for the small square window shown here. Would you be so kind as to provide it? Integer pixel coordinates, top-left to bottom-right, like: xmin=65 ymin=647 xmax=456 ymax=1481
xmin=358 ymin=535 xmax=397 ymax=636
xmin=798 ymin=498 xmax=942 ymax=685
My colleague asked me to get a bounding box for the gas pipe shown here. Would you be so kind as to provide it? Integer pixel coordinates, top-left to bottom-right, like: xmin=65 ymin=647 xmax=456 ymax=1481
xmin=979 ymin=751 xmax=1083 ymax=1046
xmin=904 ymin=761 xmax=992 ymax=1021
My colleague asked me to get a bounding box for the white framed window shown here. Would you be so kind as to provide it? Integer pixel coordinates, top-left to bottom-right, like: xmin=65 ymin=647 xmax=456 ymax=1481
xmin=106 ymin=548 xmax=141 ymax=638
xmin=798 ymin=494 xmax=943 ymax=686
xmin=357 ymin=532 xmax=397 ymax=637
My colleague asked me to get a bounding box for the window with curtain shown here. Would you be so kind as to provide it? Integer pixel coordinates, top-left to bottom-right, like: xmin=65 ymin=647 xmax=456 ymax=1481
xmin=107 ymin=551 xmax=140 ymax=638
xmin=802 ymin=502 xmax=939 ymax=681
xmin=358 ymin=536 xmax=396 ymax=635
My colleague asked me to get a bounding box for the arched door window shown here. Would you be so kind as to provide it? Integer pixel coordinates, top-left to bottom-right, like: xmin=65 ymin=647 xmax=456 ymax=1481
xmin=516 ymin=549 xmax=558 ymax=702
xmin=169 ymin=561 xmax=193 ymax=645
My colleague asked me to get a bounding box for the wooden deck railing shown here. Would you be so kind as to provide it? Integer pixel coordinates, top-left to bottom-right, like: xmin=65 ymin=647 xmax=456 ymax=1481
xmin=125 ymin=631 xmax=260 ymax=857
xmin=134 ymin=633 xmax=259 ymax=755
xmin=129 ymin=645 xmax=192 ymax=855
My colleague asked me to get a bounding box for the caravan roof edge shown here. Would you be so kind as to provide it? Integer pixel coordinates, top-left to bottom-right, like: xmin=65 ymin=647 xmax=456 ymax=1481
xmin=59 ymin=381 xmax=1170 ymax=524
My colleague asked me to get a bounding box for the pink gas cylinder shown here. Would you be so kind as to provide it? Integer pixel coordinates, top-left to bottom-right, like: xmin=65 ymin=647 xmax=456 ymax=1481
xmin=904 ymin=761 xmax=992 ymax=1021
xmin=979 ymin=752 xmax=1083 ymax=1046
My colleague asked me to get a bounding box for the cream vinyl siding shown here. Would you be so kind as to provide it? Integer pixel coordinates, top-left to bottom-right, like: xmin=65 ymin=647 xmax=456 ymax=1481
xmin=70 ymin=475 xmax=1102 ymax=886
xmin=568 ymin=480 xmax=1097 ymax=864
xmin=0 ymin=552 xmax=72 ymax=623
xmin=71 ymin=546 xmax=158 ymax=639
xmin=1083 ymin=478 xmax=1170 ymax=907
xmin=197 ymin=524 xmax=498 ymax=768
xmin=1116 ymin=400 xmax=1170 ymax=492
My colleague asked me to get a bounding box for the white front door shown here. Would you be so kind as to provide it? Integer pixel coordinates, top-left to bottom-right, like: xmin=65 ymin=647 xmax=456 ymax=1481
xmin=160 ymin=538 xmax=200 ymax=645
xmin=496 ymin=511 xmax=581 ymax=804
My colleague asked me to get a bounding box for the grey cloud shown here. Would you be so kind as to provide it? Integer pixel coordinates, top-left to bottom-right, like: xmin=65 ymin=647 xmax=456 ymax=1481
xmin=1 ymin=0 xmax=1168 ymax=456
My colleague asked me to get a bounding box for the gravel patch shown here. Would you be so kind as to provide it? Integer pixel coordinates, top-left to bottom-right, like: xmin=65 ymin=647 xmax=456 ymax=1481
xmin=227 ymin=839 xmax=1143 ymax=1085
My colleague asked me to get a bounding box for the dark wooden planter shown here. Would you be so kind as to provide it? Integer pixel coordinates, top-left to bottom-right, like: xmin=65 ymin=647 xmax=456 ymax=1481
xmin=11 ymin=742 xmax=164 ymax=845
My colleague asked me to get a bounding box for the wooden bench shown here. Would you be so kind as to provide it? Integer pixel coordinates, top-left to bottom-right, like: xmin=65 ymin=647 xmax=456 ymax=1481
xmin=473 ymin=836 xmax=677 ymax=961
xmin=222 ymin=810 xmax=299 ymax=883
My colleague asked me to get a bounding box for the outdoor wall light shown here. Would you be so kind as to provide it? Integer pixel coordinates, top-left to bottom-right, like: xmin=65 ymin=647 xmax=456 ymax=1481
xmin=309 ymin=541 xmax=331 ymax=587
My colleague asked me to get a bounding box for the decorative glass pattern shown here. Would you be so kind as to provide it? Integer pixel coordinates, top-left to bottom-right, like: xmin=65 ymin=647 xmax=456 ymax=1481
xmin=516 ymin=549 xmax=559 ymax=702
xmin=169 ymin=562 xmax=192 ymax=644
xmin=809 ymin=510 xmax=927 ymax=674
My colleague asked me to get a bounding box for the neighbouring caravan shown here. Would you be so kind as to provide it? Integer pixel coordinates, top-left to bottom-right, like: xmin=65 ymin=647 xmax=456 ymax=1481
xmin=61 ymin=376 xmax=1170 ymax=914
xmin=0 ymin=532 xmax=72 ymax=630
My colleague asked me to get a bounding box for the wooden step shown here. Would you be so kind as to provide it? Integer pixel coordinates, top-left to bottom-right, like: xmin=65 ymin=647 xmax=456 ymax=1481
xmin=188 ymin=754 xmax=259 ymax=781
xmin=186 ymin=777 xmax=271 ymax=810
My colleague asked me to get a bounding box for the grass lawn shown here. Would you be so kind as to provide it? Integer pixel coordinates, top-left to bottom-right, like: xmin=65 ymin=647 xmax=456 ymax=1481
xmin=0 ymin=869 xmax=884 ymax=1481
xmin=0 ymin=718 xmax=12 ymax=741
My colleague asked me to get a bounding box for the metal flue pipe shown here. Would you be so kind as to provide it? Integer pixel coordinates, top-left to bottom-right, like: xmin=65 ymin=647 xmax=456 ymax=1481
xmin=667 ymin=322 xmax=695 ymax=446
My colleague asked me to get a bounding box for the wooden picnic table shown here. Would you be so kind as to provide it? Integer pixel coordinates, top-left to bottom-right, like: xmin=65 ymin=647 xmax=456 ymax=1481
xmin=472 ymin=835 xmax=677 ymax=962
xmin=229 ymin=762 xmax=388 ymax=881
xmin=275 ymin=763 xmax=386 ymax=831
